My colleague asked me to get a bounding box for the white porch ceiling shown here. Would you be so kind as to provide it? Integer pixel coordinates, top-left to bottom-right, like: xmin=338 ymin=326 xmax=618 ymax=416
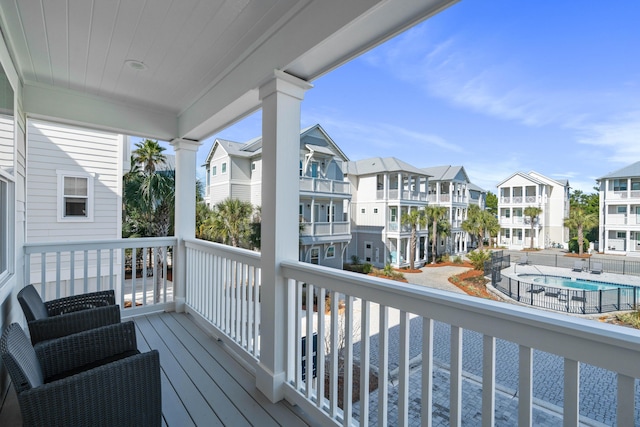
xmin=0 ymin=0 xmax=457 ymax=141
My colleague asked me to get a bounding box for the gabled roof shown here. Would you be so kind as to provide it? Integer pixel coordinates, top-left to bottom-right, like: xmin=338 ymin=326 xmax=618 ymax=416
xmin=345 ymin=157 xmax=429 ymax=176
xmin=497 ymin=170 xmax=570 ymax=189
xmin=421 ymin=165 xmax=469 ymax=182
xmin=203 ymin=124 xmax=349 ymax=166
xmin=468 ymin=182 xmax=486 ymax=193
xmin=496 ymin=171 xmax=546 ymax=187
xmin=598 ymin=161 xmax=640 ymax=180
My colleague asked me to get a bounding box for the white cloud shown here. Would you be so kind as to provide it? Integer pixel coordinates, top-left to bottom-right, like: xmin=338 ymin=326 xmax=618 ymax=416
xmin=576 ymin=111 xmax=640 ymax=163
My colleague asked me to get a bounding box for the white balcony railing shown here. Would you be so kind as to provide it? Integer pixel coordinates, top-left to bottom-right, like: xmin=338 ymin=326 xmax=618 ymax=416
xmin=26 ymin=238 xmax=640 ymax=426
xmin=300 ymin=221 xmax=350 ymax=236
xmin=299 ymin=177 xmax=350 ymax=195
xmin=279 ymin=260 xmax=640 ymax=426
xmin=24 ymin=237 xmax=177 ymax=315
xmin=608 ymin=214 xmax=628 ymax=225
xmin=185 ymin=239 xmax=261 ymax=364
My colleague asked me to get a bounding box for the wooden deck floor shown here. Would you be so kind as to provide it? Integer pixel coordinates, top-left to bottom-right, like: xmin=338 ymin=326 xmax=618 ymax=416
xmin=0 ymin=312 xmax=311 ymax=427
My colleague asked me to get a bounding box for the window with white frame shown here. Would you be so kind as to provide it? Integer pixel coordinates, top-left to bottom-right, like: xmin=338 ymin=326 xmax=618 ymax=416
xmin=0 ymin=176 xmax=8 ymax=278
xmin=212 ymin=165 xmax=217 ymax=176
xmin=325 ymin=245 xmax=335 ymax=259
xmin=310 ymin=248 xmax=319 ymax=264
xmin=221 ymin=162 xmax=227 ymax=174
xmin=58 ymin=171 xmax=94 ymax=221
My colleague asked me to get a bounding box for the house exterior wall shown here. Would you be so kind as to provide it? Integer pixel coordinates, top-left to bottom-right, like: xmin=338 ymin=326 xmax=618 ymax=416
xmin=26 ymin=120 xmax=122 ymax=242
xmin=497 ymin=172 xmax=569 ymax=250
xmin=0 ymin=38 xmax=28 ymax=395
xmin=203 ymin=125 xmax=351 ymax=268
xmin=599 ymin=172 xmax=640 ymax=254
xmin=347 ymin=168 xmax=429 ymax=268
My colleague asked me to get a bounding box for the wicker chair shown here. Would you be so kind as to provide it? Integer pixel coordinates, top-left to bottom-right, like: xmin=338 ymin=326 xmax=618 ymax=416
xmin=1 ymin=321 xmax=161 ymax=427
xmin=18 ymin=284 xmax=121 ymax=345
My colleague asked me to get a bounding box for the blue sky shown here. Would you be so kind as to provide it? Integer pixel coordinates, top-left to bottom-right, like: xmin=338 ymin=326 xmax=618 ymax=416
xmin=140 ymin=0 xmax=640 ymax=194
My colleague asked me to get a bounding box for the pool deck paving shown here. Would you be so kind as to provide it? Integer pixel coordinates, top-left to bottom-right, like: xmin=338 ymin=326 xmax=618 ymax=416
xmin=349 ymin=260 xmax=639 ymax=426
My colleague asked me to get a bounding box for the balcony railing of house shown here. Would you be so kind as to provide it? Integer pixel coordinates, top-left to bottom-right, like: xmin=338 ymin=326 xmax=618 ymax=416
xmin=500 ymin=196 xmax=511 ymax=204
xmin=606 ymin=238 xmax=627 ymax=251
xmin=452 ymin=195 xmax=468 ymax=203
xmin=607 ymin=214 xmax=628 ymax=225
xmin=632 ymin=190 xmax=640 ymax=199
xmin=24 ymin=237 xmax=177 ymax=315
xmin=300 ymin=221 xmax=350 ymax=236
xmin=612 ymin=191 xmax=629 ymax=199
xmin=299 ymin=177 xmax=350 ymax=195
xmin=23 ymin=237 xmax=640 ymax=425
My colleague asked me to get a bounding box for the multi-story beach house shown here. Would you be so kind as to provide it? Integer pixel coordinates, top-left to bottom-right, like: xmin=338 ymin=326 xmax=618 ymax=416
xmin=345 ymin=157 xmax=430 ymax=268
xmin=598 ymin=161 xmax=640 ymax=255
xmin=2 ymin=2 xmax=639 ymax=425
xmin=204 ymin=124 xmax=351 ymax=268
xmin=497 ymin=171 xmax=570 ymax=249
xmin=422 ymin=165 xmax=483 ymax=254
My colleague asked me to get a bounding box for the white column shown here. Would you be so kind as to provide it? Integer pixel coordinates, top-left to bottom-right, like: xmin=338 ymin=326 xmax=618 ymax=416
xmin=256 ymin=70 xmax=312 ymax=402
xmin=169 ymin=138 xmax=202 ymax=312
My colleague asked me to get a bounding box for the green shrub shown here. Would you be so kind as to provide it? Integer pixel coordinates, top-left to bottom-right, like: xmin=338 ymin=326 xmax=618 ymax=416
xmin=453 ymin=256 xmax=463 ymax=264
xmin=350 ymin=255 xmax=361 ymax=265
xmin=362 ymin=263 xmax=372 ymax=274
xmin=568 ymin=237 xmax=589 ymax=253
xmin=467 ymin=249 xmax=491 ymax=271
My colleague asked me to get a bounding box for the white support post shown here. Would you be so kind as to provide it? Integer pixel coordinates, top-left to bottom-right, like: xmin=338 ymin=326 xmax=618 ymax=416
xmin=256 ymin=70 xmax=312 ymax=402
xmin=170 ymin=138 xmax=201 ymax=312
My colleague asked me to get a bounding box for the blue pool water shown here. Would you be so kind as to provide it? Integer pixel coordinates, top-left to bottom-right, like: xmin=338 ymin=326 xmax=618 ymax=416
xmin=518 ymin=274 xmax=632 ymax=291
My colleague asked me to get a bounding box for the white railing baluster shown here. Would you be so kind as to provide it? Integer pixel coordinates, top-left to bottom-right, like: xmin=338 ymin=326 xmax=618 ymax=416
xmin=295 ymin=281 xmax=303 ymax=390
xmin=399 ymin=310 xmax=410 ymax=426
xmin=617 ymin=373 xmax=635 ymax=426
xmin=482 ymin=335 xmax=496 ymax=427
xmin=39 ymin=252 xmax=46 ymax=296
xmin=378 ymin=305 xmax=389 ymax=427
xmin=563 ymin=358 xmax=579 ymax=426
xmin=360 ymin=299 xmax=370 ymax=427
xmin=83 ymin=249 xmax=88 ymax=293
xmin=305 ymin=284 xmax=314 ymax=400
xmin=519 ymin=345 xmax=533 ymax=426
xmin=96 ymin=248 xmax=101 ymax=290
xmin=70 ymin=250 xmax=75 ymax=295
xmin=343 ymin=295 xmax=353 ymax=427
xmin=450 ymin=325 xmax=462 ymax=427
xmin=330 ymin=292 xmax=339 ymax=418
xmin=55 ymin=252 xmax=61 ymax=298
xmin=317 ymin=286 xmax=326 ymax=410
xmin=422 ymin=317 xmax=433 ymax=427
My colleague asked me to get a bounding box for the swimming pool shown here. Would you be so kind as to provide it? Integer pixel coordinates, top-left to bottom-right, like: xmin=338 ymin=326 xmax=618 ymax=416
xmin=517 ymin=274 xmax=633 ymax=291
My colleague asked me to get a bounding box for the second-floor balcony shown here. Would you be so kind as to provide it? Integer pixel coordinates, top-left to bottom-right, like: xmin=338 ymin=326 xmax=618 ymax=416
xmin=300 ymin=220 xmax=350 ymax=237
xmin=6 ymin=237 xmax=640 ymax=426
xmin=378 ymin=189 xmax=427 ymax=202
xmin=299 ymin=176 xmax=350 ymax=196
xmin=500 ymin=195 xmax=546 ymax=205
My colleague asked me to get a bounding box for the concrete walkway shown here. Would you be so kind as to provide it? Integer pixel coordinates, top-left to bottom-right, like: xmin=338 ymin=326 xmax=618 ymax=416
xmin=402 ymin=265 xmax=470 ymax=294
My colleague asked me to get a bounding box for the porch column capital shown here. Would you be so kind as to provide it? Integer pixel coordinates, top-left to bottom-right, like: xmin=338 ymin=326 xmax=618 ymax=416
xmin=259 ymin=70 xmax=313 ymax=101
xmin=170 ymin=138 xmax=201 ymax=151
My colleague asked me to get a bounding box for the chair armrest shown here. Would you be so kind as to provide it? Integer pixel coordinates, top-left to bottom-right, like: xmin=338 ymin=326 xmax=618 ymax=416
xmin=45 ymin=290 xmax=115 ymax=316
xmin=18 ymin=350 xmax=161 ymax=427
xmin=36 ymin=321 xmax=137 ymax=379
xmin=28 ymin=304 xmax=121 ymax=345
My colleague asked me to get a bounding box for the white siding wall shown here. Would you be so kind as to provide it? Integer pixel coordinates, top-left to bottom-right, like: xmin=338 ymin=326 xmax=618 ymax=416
xmin=26 ymin=120 xmax=122 ymax=242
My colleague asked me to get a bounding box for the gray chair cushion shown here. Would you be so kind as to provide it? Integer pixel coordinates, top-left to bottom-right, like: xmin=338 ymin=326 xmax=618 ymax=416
xmin=17 ymin=285 xmax=49 ymax=321
xmin=0 ymin=323 xmax=44 ymax=392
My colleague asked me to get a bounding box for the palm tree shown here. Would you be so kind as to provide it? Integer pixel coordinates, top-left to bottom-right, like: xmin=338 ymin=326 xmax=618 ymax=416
xmin=462 ymin=205 xmax=483 ymax=249
xmin=564 ymin=207 xmax=598 ymax=256
xmin=133 ymin=139 xmax=166 ymax=174
xmin=200 ymin=198 xmax=254 ymax=247
xmin=524 ymin=206 xmax=543 ymax=249
xmin=400 ymin=208 xmax=427 ymax=268
xmin=462 ymin=205 xmax=499 ymax=250
xmin=425 ymin=205 xmax=448 ymax=264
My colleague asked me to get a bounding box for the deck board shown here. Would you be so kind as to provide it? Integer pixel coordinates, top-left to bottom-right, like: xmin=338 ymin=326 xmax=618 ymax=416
xmin=0 ymin=312 xmax=310 ymax=427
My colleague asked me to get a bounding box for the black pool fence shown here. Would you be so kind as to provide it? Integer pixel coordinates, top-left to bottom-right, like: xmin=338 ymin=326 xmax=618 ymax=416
xmin=485 ymin=250 xmax=640 ymax=314
xmin=493 ymin=276 xmax=638 ymax=314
